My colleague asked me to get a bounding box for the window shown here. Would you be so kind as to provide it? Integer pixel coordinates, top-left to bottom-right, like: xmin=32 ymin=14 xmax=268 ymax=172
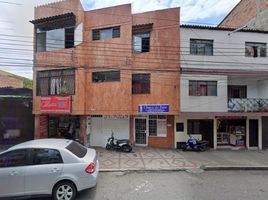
xmin=228 ymin=85 xmax=247 ymax=98
xmin=149 ymin=115 xmax=167 ymax=137
xmin=36 ymin=27 xmax=74 ymax=52
xmin=0 ymin=149 xmax=27 ymax=168
xmin=92 ymin=26 xmax=120 ymax=40
xmin=92 ymin=70 xmax=120 ymax=83
xmin=190 ymin=39 xmax=213 ymax=56
xmin=132 ymin=33 xmax=150 ymax=53
xmin=31 ymin=149 xmax=63 ymax=165
xmin=176 ymin=123 xmax=184 ymax=132
xmin=132 ymin=74 xmax=150 ymax=94
xmin=187 ymin=120 xmax=200 ymax=135
xmin=37 ymin=69 xmax=75 ymax=96
xmin=66 ymin=141 xmax=87 ymax=158
xmin=189 ymin=80 xmax=217 ymax=96
xmin=245 ymin=42 xmax=266 ymax=57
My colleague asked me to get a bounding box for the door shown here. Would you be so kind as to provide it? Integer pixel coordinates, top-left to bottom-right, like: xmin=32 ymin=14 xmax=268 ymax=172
xmin=249 ymin=120 xmax=258 ymax=147
xmin=24 ymin=148 xmax=63 ymax=195
xmin=0 ymin=149 xmax=27 ymax=197
xmin=199 ymin=120 xmax=214 ymax=148
xmin=262 ymin=117 xmax=268 ymax=149
xmin=135 ymin=118 xmax=147 ymax=145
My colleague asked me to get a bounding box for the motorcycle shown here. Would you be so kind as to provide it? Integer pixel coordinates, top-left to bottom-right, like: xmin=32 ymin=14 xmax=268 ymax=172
xmin=182 ymin=135 xmax=208 ymax=152
xmin=106 ymin=131 xmax=132 ymax=153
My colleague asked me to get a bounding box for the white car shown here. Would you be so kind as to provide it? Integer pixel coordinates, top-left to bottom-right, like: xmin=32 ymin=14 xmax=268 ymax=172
xmin=0 ymin=139 xmax=99 ymax=200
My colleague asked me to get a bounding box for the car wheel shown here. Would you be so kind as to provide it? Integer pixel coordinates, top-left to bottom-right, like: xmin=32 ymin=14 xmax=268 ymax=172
xmin=53 ymin=181 xmax=77 ymax=200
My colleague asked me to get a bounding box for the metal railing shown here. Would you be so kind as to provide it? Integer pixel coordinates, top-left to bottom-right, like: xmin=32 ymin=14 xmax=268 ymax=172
xmin=228 ymin=98 xmax=268 ymax=112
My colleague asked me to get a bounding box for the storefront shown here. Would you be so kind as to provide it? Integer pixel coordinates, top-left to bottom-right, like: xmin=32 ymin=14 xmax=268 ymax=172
xmin=87 ymin=115 xmax=130 ymax=147
xmin=217 ymin=118 xmax=246 ymax=148
xmin=133 ymin=104 xmax=174 ymax=148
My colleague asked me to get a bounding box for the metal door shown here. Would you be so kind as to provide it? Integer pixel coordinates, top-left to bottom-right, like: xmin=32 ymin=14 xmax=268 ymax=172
xmin=135 ymin=118 xmax=147 ymax=145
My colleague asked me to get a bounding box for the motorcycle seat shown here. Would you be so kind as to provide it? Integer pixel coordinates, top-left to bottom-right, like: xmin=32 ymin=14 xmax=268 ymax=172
xmin=117 ymin=139 xmax=129 ymax=143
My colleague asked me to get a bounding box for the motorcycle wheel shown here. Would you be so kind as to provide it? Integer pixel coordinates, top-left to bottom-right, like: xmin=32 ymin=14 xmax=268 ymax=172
xmin=121 ymin=145 xmax=132 ymax=153
xmin=106 ymin=144 xmax=112 ymax=150
xmin=198 ymin=145 xmax=207 ymax=152
xmin=181 ymin=143 xmax=187 ymax=151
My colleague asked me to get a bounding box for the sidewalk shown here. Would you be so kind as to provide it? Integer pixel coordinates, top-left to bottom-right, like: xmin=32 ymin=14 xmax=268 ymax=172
xmin=96 ymin=147 xmax=268 ymax=172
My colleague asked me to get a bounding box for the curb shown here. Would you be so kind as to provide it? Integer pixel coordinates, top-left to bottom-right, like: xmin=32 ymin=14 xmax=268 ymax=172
xmin=99 ymin=168 xmax=190 ymax=173
xmin=202 ymin=165 xmax=268 ymax=171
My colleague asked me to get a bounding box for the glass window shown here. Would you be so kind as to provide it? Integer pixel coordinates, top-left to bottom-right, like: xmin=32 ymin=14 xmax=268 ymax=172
xmin=188 ymin=120 xmax=200 ymax=135
xmin=92 ymin=26 xmax=120 ymax=41
xmin=36 ymin=27 xmax=74 ymax=52
xmin=176 ymin=123 xmax=184 ymax=132
xmin=66 ymin=141 xmax=87 ymax=158
xmin=92 ymin=70 xmax=120 ymax=82
xmin=190 ymin=39 xmax=213 ymax=56
xmin=132 ymin=74 xmax=150 ymax=94
xmin=0 ymin=149 xmax=27 ymax=168
xmin=31 ymin=149 xmax=63 ymax=165
xmin=245 ymin=42 xmax=266 ymax=57
xmin=132 ymin=33 xmax=150 ymax=53
xmin=189 ymin=80 xmax=217 ymax=96
xmin=37 ymin=69 xmax=75 ymax=96
xmin=149 ymin=115 xmax=167 ymax=137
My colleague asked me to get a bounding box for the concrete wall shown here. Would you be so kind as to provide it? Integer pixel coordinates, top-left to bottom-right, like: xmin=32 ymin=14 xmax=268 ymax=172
xmin=181 ymin=74 xmax=228 ymax=112
xmin=181 ymin=27 xmax=268 ymax=71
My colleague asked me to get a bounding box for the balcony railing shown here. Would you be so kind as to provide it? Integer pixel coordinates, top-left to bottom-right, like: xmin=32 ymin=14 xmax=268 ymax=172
xmin=228 ymin=98 xmax=268 ymax=112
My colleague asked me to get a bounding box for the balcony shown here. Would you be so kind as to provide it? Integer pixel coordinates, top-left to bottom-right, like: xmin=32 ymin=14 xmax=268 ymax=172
xmin=228 ymin=98 xmax=268 ymax=112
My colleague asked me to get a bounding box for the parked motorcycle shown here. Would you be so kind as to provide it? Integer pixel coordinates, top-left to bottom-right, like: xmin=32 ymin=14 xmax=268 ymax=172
xmin=182 ymin=135 xmax=208 ymax=152
xmin=106 ymin=131 xmax=132 ymax=153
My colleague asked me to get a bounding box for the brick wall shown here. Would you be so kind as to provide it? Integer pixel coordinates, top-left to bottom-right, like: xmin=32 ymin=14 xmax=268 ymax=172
xmin=219 ymin=0 xmax=268 ymax=28
xmin=0 ymin=74 xmax=23 ymax=88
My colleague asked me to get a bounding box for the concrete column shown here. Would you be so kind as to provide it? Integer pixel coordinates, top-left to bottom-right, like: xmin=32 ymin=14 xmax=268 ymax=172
xmin=246 ymin=119 xmax=249 ymax=149
xmin=259 ymin=117 xmax=262 ymax=150
xmin=213 ymin=118 xmax=217 ymax=150
xmin=79 ymin=116 xmax=87 ymax=145
xmin=34 ymin=115 xmax=40 ymax=139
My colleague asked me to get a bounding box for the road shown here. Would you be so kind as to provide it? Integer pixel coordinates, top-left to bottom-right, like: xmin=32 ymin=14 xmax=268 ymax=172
xmin=35 ymin=170 xmax=268 ymax=200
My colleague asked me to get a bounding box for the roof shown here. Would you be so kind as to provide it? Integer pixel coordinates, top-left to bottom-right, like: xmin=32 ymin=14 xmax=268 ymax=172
xmin=8 ymin=139 xmax=72 ymax=151
xmin=30 ymin=12 xmax=75 ymax=25
xmin=180 ymin=24 xmax=268 ymax=34
xmin=0 ymin=88 xmax=32 ymax=97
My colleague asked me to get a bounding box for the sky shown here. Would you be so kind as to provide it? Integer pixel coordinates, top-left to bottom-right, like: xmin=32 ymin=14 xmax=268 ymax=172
xmin=0 ymin=0 xmax=240 ymax=79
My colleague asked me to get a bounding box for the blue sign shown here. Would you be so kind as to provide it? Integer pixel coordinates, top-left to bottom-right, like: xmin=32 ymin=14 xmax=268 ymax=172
xmin=138 ymin=104 xmax=169 ymax=113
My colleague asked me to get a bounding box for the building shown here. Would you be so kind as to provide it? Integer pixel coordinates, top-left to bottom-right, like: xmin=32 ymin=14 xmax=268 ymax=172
xmin=0 ymin=71 xmax=34 ymax=145
xmin=176 ymin=25 xmax=268 ymax=150
xmin=219 ymin=0 xmax=268 ymax=31
xmin=31 ymin=0 xmax=180 ymax=148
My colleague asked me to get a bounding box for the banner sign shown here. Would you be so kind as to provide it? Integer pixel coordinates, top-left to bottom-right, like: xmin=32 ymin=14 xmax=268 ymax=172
xmin=41 ymin=96 xmax=71 ymax=113
xmin=138 ymin=104 xmax=169 ymax=113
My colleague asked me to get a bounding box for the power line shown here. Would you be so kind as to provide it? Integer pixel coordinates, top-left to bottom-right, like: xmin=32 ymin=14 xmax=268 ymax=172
xmin=0 ymin=0 xmax=22 ymax=5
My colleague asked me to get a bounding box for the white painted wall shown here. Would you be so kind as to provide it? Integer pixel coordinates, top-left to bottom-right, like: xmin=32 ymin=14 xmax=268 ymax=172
xmin=181 ymin=28 xmax=268 ymax=71
xmin=181 ymin=74 xmax=228 ymax=112
xmin=89 ymin=117 xmax=130 ymax=147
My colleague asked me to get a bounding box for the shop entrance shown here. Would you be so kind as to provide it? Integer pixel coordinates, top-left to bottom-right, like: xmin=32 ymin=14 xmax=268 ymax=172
xmin=48 ymin=115 xmax=80 ymax=140
xmin=217 ymin=119 xmax=246 ymax=147
xmin=135 ymin=118 xmax=147 ymax=145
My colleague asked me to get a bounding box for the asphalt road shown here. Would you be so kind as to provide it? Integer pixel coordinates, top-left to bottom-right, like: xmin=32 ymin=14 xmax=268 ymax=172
xmin=34 ymin=170 xmax=268 ymax=200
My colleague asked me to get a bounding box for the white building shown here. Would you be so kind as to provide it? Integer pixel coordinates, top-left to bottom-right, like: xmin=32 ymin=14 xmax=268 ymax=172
xmin=176 ymin=25 xmax=268 ymax=150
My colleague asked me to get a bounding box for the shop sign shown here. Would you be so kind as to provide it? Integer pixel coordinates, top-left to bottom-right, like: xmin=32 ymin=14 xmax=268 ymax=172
xmin=138 ymin=104 xmax=169 ymax=113
xmin=41 ymin=96 xmax=71 ymax=113
xmin=103 ymin=115 xmax=129 ymax=120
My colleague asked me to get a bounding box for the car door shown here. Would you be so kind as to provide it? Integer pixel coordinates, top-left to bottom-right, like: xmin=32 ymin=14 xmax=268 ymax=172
xmin=0 ymin=149 xmax=27 ymax=198
xmin=24 ymin=148 xmax=63 ymax=195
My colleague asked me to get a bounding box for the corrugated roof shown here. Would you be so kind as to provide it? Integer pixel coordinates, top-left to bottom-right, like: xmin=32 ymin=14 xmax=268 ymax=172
xmin=180 ymin=24 xmax=268 ymax=34
xmin=30 ymin=12 xmax=75 ymax=25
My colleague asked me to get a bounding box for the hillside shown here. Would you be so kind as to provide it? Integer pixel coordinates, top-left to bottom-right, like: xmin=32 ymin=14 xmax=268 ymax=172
xmin=0 ymin=70 xmax=33 ymax=89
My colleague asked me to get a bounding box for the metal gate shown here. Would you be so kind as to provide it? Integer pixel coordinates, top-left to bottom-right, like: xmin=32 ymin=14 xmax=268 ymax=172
xmin=135 ymin=118 xmax=147 ymax=145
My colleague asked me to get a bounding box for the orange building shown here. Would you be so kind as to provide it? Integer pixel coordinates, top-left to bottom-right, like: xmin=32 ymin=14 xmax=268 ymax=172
xmin=31 ymin=0 xmax=180 ymax=148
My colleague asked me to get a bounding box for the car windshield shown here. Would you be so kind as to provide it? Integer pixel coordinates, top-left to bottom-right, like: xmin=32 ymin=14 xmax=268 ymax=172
xmin=66 ymin=141 xmax=87 ymax=158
